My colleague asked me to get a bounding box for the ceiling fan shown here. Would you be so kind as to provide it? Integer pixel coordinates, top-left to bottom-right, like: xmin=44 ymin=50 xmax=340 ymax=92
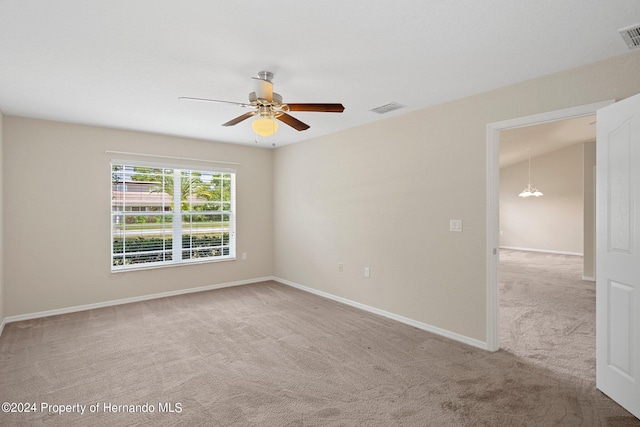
xmin=179 ymin=71 xmax=345 ymax=137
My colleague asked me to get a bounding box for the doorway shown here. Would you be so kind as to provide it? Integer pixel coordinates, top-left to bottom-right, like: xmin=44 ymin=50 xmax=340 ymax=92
xmin=498 ymin=117 xmax=595 ymax=262
xmin=485 ymin=100 xmax=614 ymax=351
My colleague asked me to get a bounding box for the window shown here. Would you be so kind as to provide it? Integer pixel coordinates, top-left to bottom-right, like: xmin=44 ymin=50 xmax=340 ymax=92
xmin=111 ymin=162 xmax=236 ymax=271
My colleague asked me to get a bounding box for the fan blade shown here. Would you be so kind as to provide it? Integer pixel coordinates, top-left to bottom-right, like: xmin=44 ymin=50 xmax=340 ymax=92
xmin=179 ymin=97 xmax=253 ymax=108
xmin=276 ymin=113 xmax=310 ymax=131
xmin=252 ymin=78 xmax=273 ymax=102
xmin=287 ymin=103 xmax=345 ymax=113
xmin=222 ymin=111 xmax=257 ymax=127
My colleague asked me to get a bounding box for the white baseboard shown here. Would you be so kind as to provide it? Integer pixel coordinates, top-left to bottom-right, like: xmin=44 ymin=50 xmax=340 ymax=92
xmin=582 ymin=276 xmax=596 ymax=282
xmin=3 ymin=276 xmax=489 ymax=353
xmin=500 ymin=246 xmax=583 ymax=257
xmin=3 ymin=276 xmax=274 ymax=325
xmin=274 ymin=277 xmax=488 ymax=351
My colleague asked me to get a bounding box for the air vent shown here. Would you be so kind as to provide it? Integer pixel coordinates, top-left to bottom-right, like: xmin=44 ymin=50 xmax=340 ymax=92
xmin=619 ymin=24 xmax=640 ymax=49
xmin=370 ymin=102 xmax=406 ymax=114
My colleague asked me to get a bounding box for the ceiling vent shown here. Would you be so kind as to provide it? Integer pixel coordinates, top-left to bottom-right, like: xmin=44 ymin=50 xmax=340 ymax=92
xmin=619 ymin=24 xmax=640 ymax=50
xmin=370 ymin=102 xmax=406 ymax=114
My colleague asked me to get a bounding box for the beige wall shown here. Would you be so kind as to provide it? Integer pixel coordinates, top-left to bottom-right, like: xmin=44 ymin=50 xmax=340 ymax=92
xmin=3 ymin=117 xmax=274 ymax=317
xmin=500 ymin=144 xmax=584 ymax=254
xmin=273 ymin=51 xmax=640 ymax=343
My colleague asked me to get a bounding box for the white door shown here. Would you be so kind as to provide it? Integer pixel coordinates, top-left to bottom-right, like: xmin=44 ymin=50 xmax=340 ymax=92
xmin=596 ymin=93 xmax=640 ymax=419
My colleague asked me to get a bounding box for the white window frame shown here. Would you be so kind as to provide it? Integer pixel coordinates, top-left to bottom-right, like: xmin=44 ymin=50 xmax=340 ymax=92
xmin=111 ymin=160 xmax=236 ymax=272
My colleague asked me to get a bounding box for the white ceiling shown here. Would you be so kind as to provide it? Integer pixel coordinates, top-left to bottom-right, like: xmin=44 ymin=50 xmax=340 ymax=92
xmin=0 ymin=1 xmax=638 ymax=148
xmin=499 ymin=115 xmax=596 ymax=168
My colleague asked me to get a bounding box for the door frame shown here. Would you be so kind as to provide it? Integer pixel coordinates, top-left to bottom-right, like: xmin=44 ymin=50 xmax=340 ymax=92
xmin=485 ymin=100 xmax=614 ymax=351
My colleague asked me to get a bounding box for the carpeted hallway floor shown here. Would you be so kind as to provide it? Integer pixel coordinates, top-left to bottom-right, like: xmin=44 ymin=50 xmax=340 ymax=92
xmin=0 ymin=251 xmax=638 ymax=426
xmin=499 ymin=249 xmax=597 ymax=381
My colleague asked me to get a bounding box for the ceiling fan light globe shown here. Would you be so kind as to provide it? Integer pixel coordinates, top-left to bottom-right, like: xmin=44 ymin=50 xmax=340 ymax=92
xmin=252 ymin=117 xmax=278 ymax=137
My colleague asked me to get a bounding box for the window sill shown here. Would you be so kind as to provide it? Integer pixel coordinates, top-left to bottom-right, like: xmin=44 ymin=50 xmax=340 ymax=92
xmin=111 ymin=256 xmax=236 ymax=274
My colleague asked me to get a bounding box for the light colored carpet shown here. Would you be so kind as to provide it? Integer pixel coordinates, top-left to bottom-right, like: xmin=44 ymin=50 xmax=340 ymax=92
xmin=499 ymin=249 xmax=597 ymax=380
xmin=0 ymin=256 xmax=637 ymax=426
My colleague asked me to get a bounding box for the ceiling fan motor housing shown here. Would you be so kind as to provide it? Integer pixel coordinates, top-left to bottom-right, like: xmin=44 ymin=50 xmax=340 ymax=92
xmin=249 ymin=92 xmax=283 ymax=107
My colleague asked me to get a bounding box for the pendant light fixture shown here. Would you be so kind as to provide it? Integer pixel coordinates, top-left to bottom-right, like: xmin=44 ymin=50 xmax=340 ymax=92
xmin=518 ymin=148 xmax=543 ymax=197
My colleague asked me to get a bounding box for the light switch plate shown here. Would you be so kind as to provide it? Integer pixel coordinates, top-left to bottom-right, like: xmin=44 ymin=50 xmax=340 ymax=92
xmin=450 ymin=219 xmax=463 ymax=232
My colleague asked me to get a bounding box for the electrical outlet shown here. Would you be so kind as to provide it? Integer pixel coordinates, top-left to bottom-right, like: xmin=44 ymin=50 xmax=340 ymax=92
xmin=338 ymin=263 xmax=343 ymax=272
xmin=364 ymin=267 xmax=370 ymax=278
xmin=241 ymin=252 xmax=247 ymax=260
